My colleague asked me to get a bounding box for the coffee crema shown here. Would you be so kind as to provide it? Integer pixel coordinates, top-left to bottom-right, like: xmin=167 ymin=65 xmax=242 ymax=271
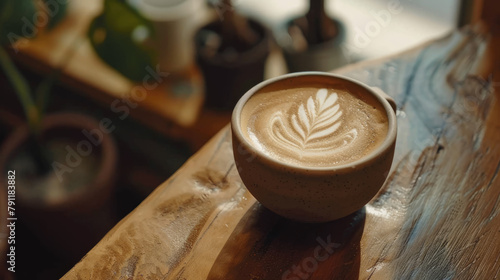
xmin=240 ymin=85 xmax=389 ymax=167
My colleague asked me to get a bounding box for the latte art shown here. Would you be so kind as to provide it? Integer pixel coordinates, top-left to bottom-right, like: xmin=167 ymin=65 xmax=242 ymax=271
xmin=268 ymin=89 xmax=357 ymax=155
xmin=241 ymin=86 xmax=389 ymax=167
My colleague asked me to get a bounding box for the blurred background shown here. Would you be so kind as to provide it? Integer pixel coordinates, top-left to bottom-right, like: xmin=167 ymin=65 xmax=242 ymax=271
xmin=0 ymin=0 xmax=487 ymax=279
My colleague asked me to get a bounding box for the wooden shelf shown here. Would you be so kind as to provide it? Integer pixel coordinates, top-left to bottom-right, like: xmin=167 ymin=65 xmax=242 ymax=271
xmin=12 ymin=0 xmax=209 ymax=149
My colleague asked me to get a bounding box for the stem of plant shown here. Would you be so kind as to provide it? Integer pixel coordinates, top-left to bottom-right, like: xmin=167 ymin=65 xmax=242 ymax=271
xmin=306 ymin=0 xmax=337 ymax=44
xmin=0 ymin=46 xmax=52 ymax=174
xmin=220 ymin=0 xmax=257 ymax=51
xmin=0 ymin=46 xmax=41 ymax=135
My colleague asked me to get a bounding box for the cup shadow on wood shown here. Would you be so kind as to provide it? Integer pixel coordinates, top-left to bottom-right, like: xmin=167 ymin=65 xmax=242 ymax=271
xmin=207 ymin=202 xmax=365 ymax=280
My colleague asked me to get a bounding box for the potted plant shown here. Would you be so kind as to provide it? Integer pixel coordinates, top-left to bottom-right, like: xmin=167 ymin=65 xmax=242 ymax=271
xmin=194 ymin=0 xmax=272 ymax=110
xmin=279 ymin=0 xmax=348 ymax=72
xmin=0 ymin=0 xmax=118 ymax=263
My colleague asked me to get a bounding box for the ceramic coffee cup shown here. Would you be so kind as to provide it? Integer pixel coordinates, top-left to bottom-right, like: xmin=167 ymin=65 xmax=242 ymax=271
xmin=231 ymin=72 xmax=397 ymax=223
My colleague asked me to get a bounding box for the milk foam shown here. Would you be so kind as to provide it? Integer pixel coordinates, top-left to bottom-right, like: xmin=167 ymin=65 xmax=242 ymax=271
xmin=241 ymin=87 xmax=389 ymax=167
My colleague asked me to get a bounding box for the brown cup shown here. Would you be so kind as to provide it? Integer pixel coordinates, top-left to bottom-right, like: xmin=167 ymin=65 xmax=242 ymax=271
xmin=231 ymin=72 xmax=397 ymax=223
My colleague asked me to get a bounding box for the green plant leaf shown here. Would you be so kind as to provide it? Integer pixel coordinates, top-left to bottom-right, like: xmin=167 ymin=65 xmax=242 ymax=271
xmin=88 ymin=0 xmax=156 ymax=82
xmin=0 ymin=46 xmax=40 ymax=133
xmin=0 ymin=0 xmax=37 ymax=46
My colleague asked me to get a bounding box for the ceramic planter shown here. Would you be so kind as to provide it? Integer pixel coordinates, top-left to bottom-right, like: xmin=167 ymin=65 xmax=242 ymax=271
xmin=195 ymin=18 xmax=272 ymax=111
xmin=135 ymin=0 xmax=208 ymax=73
xmin=0 ymin=112 xmax=118 ymax=261
xmin=280 ymin=17 xmax=348 ymax=72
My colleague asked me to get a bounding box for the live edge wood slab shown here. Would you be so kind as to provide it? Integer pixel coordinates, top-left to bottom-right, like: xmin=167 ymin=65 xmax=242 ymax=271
xmin=62 ymin=26 xmax=500 ymax=280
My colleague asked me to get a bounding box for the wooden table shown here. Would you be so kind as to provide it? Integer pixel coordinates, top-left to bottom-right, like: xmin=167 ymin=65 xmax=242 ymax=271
xmin=61 ymin=25 xmax=500 ymax=279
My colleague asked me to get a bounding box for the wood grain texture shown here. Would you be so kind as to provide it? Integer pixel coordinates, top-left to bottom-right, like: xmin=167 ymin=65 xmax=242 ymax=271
xmin=62 ymin=26 xmax=500 ymax=280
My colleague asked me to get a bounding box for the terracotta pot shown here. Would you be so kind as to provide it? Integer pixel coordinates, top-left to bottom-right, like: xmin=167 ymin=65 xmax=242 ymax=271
xmin=195 ymin=18 xmax=272 ymax=111
xmin=0 ymin=112 xmax=118 ymax=261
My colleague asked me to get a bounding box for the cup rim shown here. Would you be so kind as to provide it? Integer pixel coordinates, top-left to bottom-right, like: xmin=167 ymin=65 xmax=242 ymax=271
xmin=231 ymin=71 xmax=398 ymax=172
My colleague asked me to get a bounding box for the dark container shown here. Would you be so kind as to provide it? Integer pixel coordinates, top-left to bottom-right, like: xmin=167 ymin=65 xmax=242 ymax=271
xmin=195 ymin=19 xmax=272 ymax=111
xmin=282 ymin=17 xmax=347 ymax=73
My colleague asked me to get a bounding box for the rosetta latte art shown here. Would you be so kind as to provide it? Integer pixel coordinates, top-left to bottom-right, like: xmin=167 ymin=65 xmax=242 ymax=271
xmin=242 ymin=85 xmax=388 ymax=167
xmin=267 ymin=88 xmax=358 ymax=158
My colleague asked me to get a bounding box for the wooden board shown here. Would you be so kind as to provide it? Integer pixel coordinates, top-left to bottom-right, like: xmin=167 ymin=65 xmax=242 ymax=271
xmin=61 ymin=25 xmax=500 ymax=279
